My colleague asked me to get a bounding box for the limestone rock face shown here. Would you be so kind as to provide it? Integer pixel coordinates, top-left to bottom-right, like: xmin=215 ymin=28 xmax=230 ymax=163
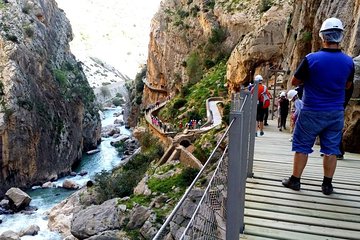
xmin=147 ymin=0 xmax=360 ymax=152
xmin=0 ymin=0 xmax=101 ymax=196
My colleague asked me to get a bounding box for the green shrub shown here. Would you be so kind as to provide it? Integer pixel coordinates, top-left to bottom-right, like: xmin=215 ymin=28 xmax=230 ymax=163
xmin=302 ymin=31 xmax=312 ymax=42
xmin=186 ymin=52 xmax=203 ymax=84
xmin=112 ymin=97 xmax=124 ymax=106
xmin=148 ymin=167 xmax=199 ymax=194
xmin=94 ymin=169 xmax=143 ymax=203
xmin=5 ymin=34 xmax=18 ymax=43
xmin=24 ymin=25 xmax=34 ymax=38
xmin=54 ymin=69 xmax=68 ymax=88
xmin=222 ymin=102 xmax=231 ymax=124
xmin=173 ymin=99 xmax=187 ymax=109
xmin=209 ymin=27 xmax=226 ymax=44
xmin=259 ymin=0 xmax=273 ymax=13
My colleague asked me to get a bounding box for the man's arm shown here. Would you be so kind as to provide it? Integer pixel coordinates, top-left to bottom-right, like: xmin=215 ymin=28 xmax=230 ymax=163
xmin=292 ymin=57 xmax=309 ymax=86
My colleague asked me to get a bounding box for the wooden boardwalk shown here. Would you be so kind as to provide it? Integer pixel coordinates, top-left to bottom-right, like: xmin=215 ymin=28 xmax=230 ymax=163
xmin=241 ymin=119 xmax=360 ymax=240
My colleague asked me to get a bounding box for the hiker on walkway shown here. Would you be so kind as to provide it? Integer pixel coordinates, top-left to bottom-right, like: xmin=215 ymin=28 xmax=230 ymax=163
xmin=282 ymin=17 xmax=354 ymax=195
xmin=251 ymin=75 xmax=271 ymax=136
xmin=278 ymin=91 xmax=289 ymax=131
xmin=287 ymin=89 xmax=303 ymax=141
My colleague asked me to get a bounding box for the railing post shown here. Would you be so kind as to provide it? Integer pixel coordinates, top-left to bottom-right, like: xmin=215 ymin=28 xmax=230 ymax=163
xmin=227 ymin=93 xmax=246 ymax=239
xmin=247 ymin=81 xmax=259 ymax=177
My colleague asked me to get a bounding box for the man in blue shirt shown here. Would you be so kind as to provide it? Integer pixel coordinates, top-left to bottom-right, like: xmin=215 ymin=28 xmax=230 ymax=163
xmin=282 ymin=18 xmax=354 ymax=195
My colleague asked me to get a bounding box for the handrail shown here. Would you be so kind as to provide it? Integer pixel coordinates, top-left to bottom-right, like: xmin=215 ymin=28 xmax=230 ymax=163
xmin=153 ymin=118 xmax=235 ymax=240
xmin=153 ymin=83 xmax=257 ymax=239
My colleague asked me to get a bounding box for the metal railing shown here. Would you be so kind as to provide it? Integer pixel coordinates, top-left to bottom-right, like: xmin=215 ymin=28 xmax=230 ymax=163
xmin=153 ymin=82 xmax=259 ymax=240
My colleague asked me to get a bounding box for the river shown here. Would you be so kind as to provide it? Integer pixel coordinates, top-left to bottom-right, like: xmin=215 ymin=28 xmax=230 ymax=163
xmin=0 ymin=108 xmax=130 ymax=239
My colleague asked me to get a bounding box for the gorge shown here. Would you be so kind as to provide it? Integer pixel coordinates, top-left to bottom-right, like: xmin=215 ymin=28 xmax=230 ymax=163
xmin=0 ymin=0 xmax=360 ymax=239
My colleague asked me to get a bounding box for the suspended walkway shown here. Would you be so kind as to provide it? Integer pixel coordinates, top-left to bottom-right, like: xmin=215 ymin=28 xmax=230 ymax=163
xmin=153 ymin=83 xmax=360 ymax=240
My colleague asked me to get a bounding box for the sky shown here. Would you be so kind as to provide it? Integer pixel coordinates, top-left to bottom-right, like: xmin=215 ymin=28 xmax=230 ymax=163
xmin=56 ymin=0 xmax=162 ymax=79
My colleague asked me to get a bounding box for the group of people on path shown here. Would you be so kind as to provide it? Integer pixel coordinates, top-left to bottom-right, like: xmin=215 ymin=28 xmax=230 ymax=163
xmin=252 ymin=18 xmax=354 ymax=195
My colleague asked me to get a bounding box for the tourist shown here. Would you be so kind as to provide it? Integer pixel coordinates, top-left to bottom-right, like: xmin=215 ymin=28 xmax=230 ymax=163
xmin=282 ymin=18 xmax=354 ymax=195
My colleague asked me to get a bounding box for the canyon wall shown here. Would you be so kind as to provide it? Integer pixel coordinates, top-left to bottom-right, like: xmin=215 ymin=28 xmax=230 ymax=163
xmin=0 ymin=0 xmax=101 ymax=196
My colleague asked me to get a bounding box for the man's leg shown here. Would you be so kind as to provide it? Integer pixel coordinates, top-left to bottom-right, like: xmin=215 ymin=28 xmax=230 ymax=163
xmin=292 ymin=152 xmax=308 ymax=177
xmin=321 ymin=154 xmax=337 ymax=195
xmin=282 ymin=152 xmax=308 ymax=190
xmin=323 ymin=154 xmax=337 ymax=178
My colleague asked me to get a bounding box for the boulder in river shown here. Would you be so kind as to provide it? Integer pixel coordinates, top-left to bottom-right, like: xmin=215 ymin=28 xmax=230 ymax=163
xmin=19 ymin=225 xmax=40 ymax=237
xmin=5 ymin=188 xmax=31 ymax=211
xmin=62 ymin=180 xmax=79 ymax=190
xmin=0 ymin=230 xmax=20 ymax=240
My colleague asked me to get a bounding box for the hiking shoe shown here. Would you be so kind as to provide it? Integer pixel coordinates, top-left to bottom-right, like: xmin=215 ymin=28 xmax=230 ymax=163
xmin=336 ymin=155 xmax=344 ymax=160
xmin=322 ymin=184 xmax=333 ymax=195
xmin=282 ymin=177 xmax=300 ymax=191
xmin=260 ymin=131 xmax=264 ymax=136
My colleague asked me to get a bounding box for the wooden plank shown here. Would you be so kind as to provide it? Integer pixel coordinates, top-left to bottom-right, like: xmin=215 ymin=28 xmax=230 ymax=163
xmin=251 ymin=173 xmax=360 ymax=190
xmin=240 ymin=233 xmax=278 ymax=240
xmin=241 ymin=119 xmax=360 ymax=239
xmin=245 ymin=194 xmax=360 ymax=216
xmin=244 ymin=216 xmax=360 ymax=239
xmin=247 ymin=177 xmax=360 ymax=192
xmin=243 ymin=225 xmax=345 ymax=240
xmin=246 ymin=188 xmax=360 ymax=209
xmin=245 ymin=182 xmax=360 ymax=202
xmin=245 ymin=201 xmax=360 ymax=223
xmin=245 ymin=208 xmax=360 ymax=231
xmin=252 ymin=167 xmax=360 ymax=184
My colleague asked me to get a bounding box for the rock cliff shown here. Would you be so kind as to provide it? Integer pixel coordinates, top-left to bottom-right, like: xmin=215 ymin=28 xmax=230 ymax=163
xmin=0 ymin=0 xmax=101 ymax=196
xmin=145 ymin=0 xmax=360 ymax=152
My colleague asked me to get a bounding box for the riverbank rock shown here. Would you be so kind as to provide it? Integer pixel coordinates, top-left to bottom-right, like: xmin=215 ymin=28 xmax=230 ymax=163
xmin=126 ymin=205 xmax=151 ymax=230
xmin=19 ymin=225 xmax=40 ymax=237
xmin=63 ymin=180 xmax=80 ymax=190
xmin=0 ymin=230 xmax=20 ymax=240
xmin=70 ymin=198 xmax=126 ymax=239
xmin=48 ymin=190 xmax=83 ymax=237
xmin=42 ymin=182 xmax=55 ymax=188
xmin=5 ymin=188 xmax=31 ymax=211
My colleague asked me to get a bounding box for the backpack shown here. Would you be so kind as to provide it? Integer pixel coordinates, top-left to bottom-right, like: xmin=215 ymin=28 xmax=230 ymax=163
xmin=259 ymin=86 xmax=270 ymax=109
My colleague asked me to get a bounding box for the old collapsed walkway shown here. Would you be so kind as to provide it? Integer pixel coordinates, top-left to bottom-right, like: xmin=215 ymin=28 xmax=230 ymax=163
xmin=241 ymin=119 xmax=360 ymax=239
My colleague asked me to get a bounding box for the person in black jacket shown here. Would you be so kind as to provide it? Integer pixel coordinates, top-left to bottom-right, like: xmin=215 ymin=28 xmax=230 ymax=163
xmin=278 ymin=91 xmax=289 ymax=131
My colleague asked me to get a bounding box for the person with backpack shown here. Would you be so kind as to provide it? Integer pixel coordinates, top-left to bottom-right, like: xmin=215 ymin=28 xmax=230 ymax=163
xmin=282 ymin=17 xmax=354 ymax=195
xmin=252 ymin=75 xmax=271 ymax=136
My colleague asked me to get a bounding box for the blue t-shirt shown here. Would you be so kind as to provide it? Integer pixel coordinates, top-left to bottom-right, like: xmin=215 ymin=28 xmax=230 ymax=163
xmin=294 ymin=48 xmax=354 ymax=111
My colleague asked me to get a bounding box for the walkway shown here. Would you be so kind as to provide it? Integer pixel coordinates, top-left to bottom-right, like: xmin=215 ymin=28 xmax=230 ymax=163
xmin=241 ymin=119 xmax=360 ymax=239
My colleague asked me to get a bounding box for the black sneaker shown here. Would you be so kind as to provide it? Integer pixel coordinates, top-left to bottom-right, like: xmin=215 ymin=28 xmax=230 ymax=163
xmin=282 ymin=177 xmax=300 ymax=191
xmin=260 ymin=131 xmax=264 ymax=136
xmin=264 ymin=123 xmax=269 ymax=126
xmin=322 ymin=184 xmax=333 ymax=195
xmin=336 ymin=155 xmax=344 ymax=160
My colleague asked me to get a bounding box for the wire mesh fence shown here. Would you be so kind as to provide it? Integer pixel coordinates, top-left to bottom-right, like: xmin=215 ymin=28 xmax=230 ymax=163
xmin=179 ymin=147 xmax=228 ymax=240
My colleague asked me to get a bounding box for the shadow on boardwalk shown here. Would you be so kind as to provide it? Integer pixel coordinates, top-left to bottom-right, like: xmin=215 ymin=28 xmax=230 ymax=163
xmin=241 ymin=119 xmax=360 ymax=239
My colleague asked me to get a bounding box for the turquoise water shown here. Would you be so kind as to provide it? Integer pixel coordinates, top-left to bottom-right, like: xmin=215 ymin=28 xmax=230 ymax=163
xmin=0 ymin=108 xmax=130 ymax=239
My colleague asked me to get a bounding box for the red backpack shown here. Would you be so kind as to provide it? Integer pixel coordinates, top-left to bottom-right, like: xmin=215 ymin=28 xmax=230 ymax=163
xmin=259 ymin=86 xmax=271 ymax=109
